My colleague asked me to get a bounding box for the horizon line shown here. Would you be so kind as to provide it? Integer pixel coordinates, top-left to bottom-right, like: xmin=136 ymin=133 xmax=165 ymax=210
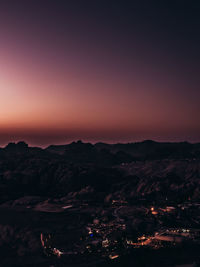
xmin=1 ymin=139 xmax=199 ymax=149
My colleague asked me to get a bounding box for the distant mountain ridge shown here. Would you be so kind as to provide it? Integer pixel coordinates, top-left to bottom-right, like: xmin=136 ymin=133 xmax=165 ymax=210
xmin=0 ymin=140 xmax=199 ymax=205
xmin=1 ymin=140 xmax=200 ymax=161
xmin=46 ymin=140 xmax=200 ymax=160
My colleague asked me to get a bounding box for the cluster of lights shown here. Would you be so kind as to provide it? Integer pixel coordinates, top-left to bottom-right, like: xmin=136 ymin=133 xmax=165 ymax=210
xmin=53 ymin=248 xmax=63 ymax=257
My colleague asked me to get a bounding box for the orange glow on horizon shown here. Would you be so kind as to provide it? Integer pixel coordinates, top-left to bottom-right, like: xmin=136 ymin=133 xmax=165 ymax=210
xmin=0 ymin=1 xmax=199 ymax=146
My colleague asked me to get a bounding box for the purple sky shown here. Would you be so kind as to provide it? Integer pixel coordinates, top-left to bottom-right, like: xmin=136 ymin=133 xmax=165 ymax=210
xmin=0 ymin=1 xmax=199 ymax=146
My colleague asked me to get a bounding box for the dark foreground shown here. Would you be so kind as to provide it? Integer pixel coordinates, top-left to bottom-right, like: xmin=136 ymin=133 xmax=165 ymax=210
xmin=1 ymin=197 xmax=200 ymax=267
xmin=0 ymin=141 xmax=200 ymax=266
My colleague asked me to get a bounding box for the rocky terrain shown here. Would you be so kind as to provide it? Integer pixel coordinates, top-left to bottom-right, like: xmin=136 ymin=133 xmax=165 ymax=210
xmin=0 ymin=140 xmax=199 ymax=203
xmin=0 ymin=140 xmax=200 ymax=266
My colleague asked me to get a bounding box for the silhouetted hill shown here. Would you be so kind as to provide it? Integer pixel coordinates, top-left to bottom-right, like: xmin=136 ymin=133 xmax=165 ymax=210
xmin=46 ymin=140 xmax=133 ymax=165
xmin=0 ymin=140 xmax=199 ymax=205
xmin=46 ymin=140 xmax=200 ymax=160
xmin=94 ymin=140 xmax=200 ymax=160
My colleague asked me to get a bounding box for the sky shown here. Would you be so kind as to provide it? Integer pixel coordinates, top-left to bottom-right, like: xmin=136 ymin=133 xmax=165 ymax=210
xmin=0 ymin=1 xmax=199 ymax=146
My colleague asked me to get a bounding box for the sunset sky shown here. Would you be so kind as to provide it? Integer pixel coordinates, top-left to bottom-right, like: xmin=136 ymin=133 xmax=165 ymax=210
xmin=0 ymin=1 xmax=199 ymax=146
